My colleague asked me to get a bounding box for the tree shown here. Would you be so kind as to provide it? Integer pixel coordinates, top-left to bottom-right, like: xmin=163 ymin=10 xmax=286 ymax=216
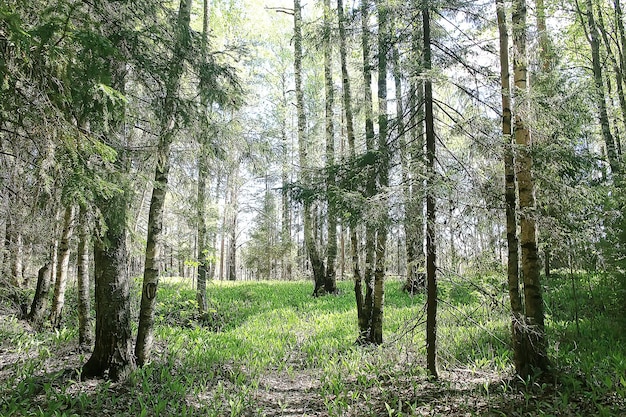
xmin=369 ymin=0 xmax=391 ymax=346
xmin=136 ymin=0 xmax=193 ymax=367
xmin=358 ymin=0 xmax=377 ymax=343
xmin=575 ymin=0 xmax=621 ymax=176
xmin=196 ymin=0 xmax=211 ymax=314
xmin=423 ymin=0 xmax=438 ymax=379
xmin=337 ymin=0 xmax=367 ymax=331
xmin=512 ymin=0 xmax=548 ymax=377
xmin=76 ymin=206 xmax=92 ymax=347
xmin=496 ymin=0 xmax=523 ymax=374
xmin=293 ymin=0 xmax=326 ymax=291
xmin=49 ymin=205 xmax=75 ymax=329
xmin=321 ymin=0 xmax=338 ymax=295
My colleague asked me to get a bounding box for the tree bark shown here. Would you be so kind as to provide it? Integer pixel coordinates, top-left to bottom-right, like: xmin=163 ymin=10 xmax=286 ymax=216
xmin=197 ymin=142 xmax=209 ymax=312
xmin=77 ymin=206 xmax=92 ymax=347
xmin=369 ymin=0 xmax=390 ymax=345
xmin=338 ymin=0 xmax=366 ymax=333
xmin=322 ymin=0 xmax=338 ymax=295
xmin=50 ymin=205 xmax=75 ymax=329
xmin=293 ymin=0 xmax=326 ymax=292
xmin=423 ymin=1 xmax=438 ymax=379
xmin=577 ymin=0 xmax=621 ymax=175
xmin=360 ymin=0 xmax=377 ymax=342
xmin=596 ymin=3 xmax=626 ymax=160
xmin=10 ymin=230 xmax=23 ymax=288
xmin=135 ymin=0 xmax=193 ymax=367
xmin=83 ymin=189 xmax=136 ymax=381
xmin=28 ymin=262 xmax=52 ymax=327
xmin=512 ymin=0 xmax=548 ymax=377
xmin=614 ymin=0 xmax=626 ymax=156
xmin=496 ymin=0 xmax=524 ymax=374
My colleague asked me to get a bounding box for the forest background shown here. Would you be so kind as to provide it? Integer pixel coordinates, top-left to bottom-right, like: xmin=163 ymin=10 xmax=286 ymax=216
xmin=1 ymin=0 xmax=626 ymax=415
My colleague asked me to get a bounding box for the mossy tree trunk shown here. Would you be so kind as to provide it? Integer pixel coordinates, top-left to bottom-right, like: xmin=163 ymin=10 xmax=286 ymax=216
xmin=83 ymin=187 xmax=136 ymax=381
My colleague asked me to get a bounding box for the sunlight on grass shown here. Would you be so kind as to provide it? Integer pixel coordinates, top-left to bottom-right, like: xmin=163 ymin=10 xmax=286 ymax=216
xmin=2 ymin=273 xmax=625 ymax=416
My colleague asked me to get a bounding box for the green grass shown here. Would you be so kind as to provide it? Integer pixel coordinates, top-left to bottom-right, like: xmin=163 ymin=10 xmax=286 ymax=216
xmin=1 ymin=273 xmax=625 ymax=416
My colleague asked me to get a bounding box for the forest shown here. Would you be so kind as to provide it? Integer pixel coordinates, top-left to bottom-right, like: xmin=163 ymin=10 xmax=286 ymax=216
xmin=1 ymin=0 xmax=625 ymax=415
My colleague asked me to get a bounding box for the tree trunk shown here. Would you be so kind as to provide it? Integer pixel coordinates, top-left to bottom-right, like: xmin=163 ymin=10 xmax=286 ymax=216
xmin=496 ymin=0 xmax=524 ymax=374
xmin=83 ymin=190 xmax=136 ymax=381
xmin=322 ymin=0 xmax=338 ymax=295
xmin=228 ymin=191 xmax=237 ymax=281
xmin=359 ymin=0 xmax=377 ymax=342
xmin=197 ymin=143 xmax=209 ymax=312
xmin=50 ymin=205 xmax=75 ymax=329
xmin=614 ymin=0 xmax=626 ymax=155
xmin=77 ymin=206 xmax=92 ymax=348
xmin=423 ymin=1 xmax=438 ymax=379
xmin=535 ymin=0 xmax=552 ymax=72
xmin=28 ymin=262 xmax=52 ymax=327
xmin=281 ymin=75 xmax=293 ymax=281
xmin=226 ymin=167 xmax=239 ymax=282
xmin=10 ymin=230 xmax=23 ymax=288
xmin=196 ymin=0 xmax=210 ymax=308
xmin=577 ymin=0 xmax=621 ymax=175
xmin=293 ymin=0 xmax=326 ymax=293
xmin=338 ymin=0 xmax=366 ymax=333
xmin=596 ymin=3 xmax=626 ymax=159
xmin=369 ymin=0 xmax=390 ymax=345
xmin=135 ymin=0 xmax=192 ymax=367
xmin=512 ymin=0 xmax=548 ymax=377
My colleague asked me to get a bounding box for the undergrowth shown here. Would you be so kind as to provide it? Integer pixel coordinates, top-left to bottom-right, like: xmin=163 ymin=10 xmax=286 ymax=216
xmin=0 ymin=272 xmax=624 ymax=416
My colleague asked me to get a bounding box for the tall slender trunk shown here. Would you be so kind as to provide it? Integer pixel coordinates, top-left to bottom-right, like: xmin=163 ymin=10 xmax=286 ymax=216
xmin=338 ymin=0 xmax=365 ymax=332
xmin=596 ymin=4 xmax=626 ymax=159
xmin=512 ymin=0 xmax=548 ymax=377
xmin=281 ymin=74 xmax=293 ymax=281
xmin=50 ymin=205 xmax=75 ymax=329
xmin=614 ymin=0 xmax=626 ymax=155
xmin=281 ymin=136 xmax=292 ymax=281
xmin=196 ymin=0 xmax=211 ymax=314
xmin=228 ymin=177 xmax=238 ymax=281
xmin=77 ymin=206 xmax=92 ymax=347
xmin=370 ymin=0 xmax=390 ymax=345
xmin=407 ymin=39 xmax=426 ymax=291
xmin=197 ymin=148 xmax=209 ymax=312
xmin=423 ymin=1 xmax=438 ymax=379
xmin=322 ymin=0 xmax=338 ymax=295
xmin=361 ymin=0 xmax=377 ymax=341
xmin=294 ymin=0 xmax=325 ymax=291
xmin=496 ymin=0 xmax=524 ymax=373
xmin=577 ymin=0 xmax=621 ymax=175
xmin=535 ymin=0 xmax=551 ymax=72
xmin=136 ymin=0 xmax=192 ymax=367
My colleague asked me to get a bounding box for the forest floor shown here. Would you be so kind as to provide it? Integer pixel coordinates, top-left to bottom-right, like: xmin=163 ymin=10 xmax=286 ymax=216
xmin=1 ymin=274 xmax=626 ymax=416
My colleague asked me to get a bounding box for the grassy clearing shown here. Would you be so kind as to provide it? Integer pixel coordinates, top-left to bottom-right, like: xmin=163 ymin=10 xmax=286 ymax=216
xmin=1 ymin=272 xmax=625 ymax=416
